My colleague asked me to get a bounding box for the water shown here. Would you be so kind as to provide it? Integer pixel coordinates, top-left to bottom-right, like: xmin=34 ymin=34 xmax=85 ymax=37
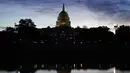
xmin=0 ymin=68 xmax=129 ymax=73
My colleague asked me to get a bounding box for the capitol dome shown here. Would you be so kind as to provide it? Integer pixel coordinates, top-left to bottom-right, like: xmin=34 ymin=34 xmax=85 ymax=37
xmin=58 ymin=10 xmax=70 ymax=20
xmin=56 ymin=4 xmax=71 ymax=27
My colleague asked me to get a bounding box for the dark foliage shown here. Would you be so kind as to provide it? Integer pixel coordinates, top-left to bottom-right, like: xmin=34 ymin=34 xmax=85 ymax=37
xmin=1 ymin=19 xmax=130 ymax=71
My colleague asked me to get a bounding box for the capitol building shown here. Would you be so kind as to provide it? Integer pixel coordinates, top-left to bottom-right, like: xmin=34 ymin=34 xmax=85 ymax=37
xmin=56 ymin=4 xmax=71 ymax=27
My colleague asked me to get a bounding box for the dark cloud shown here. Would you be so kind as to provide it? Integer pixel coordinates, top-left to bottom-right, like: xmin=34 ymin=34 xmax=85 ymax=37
xmin=1 ymin=0 xmax=130 ymax=27
xmin=0 ymin=0 xmax=62 ymax=5
xmin=79 ymin=0 xmax=118 ymax=14
xmin=70 ymin=0 xmax=130 ymax=23
xmin=1 ymin=0 xmax=130 ymax=16
xmin=3 ymin=0 xmax=130 ymax=19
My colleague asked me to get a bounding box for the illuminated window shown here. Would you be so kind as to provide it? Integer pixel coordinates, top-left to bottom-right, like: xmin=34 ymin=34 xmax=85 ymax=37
xmin=56 ymin=38 xmax=58 ymax=40
xmin=14 ymin=31 xmax=18 ymax=33
xmin=73 ymin=64 xmax=76 ymax=68
xmin=18 ymin=71 xmax=20 ymax=73
xmin=42 ymin=64 xmax=44 ymax=68
xmin=94 ymin=41 xmax=97 ymax=43
xmin=12 ymin=41 xmax=16 ymax=43
xmin=34 ymin=64 xmax=38 ymax=68
xmin=20 ymin=39 xmax=22 ymax=41
xmin=56 ymin=64 xmax=58 ymax=68
xmin=41 ymin=41 xmax=44 ymax=44
xmin=80 ymin=42 xmax=83 ymax=44
xmin=50 ymin=34 xmax=52 ymax=36
xmin=99 ymin=40 xmax=101 ymax=42
xmin=20 ymin=65 xmax=22 ymax=69
xmin=114 ymin=67 xmax=116 ymax=73
xmin=60 ymin=34 xmax=65 ymax=36
xmin=61 ymin=22 xmax=66 ymax=25
xmin=70 ymin=37 xmax=72 ymax=39
xmin=56 ymin=42 xmax=58 ymax=44
xmin=33 ymin=41 xmax=37 ymax=44
xmin=62 ymin=31 xmax=64 ymax=33
xmin=80 ymin=64 xmax=83 ymax=67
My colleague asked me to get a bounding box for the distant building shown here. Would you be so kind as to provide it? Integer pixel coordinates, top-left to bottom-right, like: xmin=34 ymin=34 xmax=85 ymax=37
xmin=56 ymin=4 xmax=71 ymax=27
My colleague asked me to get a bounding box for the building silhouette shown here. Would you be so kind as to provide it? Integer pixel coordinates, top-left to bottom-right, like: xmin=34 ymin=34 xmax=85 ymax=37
xmin=56 ymin=4 xmax=71 ymax=27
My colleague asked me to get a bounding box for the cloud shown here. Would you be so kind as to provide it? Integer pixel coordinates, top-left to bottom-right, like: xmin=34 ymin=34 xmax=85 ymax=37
xmin=0 ymin=0 xmax=130 ymax=29
xmin=1 ymin=0 xmax=130 ymax=20
xmin=80 ymin=0 xmax=120 ymax=14
xmin=78 ymin=0 xmax=130 ymax=24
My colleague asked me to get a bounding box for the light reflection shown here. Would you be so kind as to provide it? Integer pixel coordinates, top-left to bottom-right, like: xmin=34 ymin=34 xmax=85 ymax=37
xmin=80 ymin=42 xmax=83 ymax=44
xmin=42 ymin=64 xmax=44 ymax=68
xmin=0 ymin=67 xmax=129 ymax=73
xmin=20 ymin=39 xmax=22 ymax=41
xmin=99 ymin=64 xmax=101 ymax=68
xmin=18 ymin=71 xmax=20 ymax=73
xmin=34 ymin=64 xmax=38 ymax=68
xmin=80 ymin=64 xmax=83 ymax=67
xmin=56 ymin=64 xmax=58 ymax=68
xmin=73 ymin=64 xmax=76 ymax=68
xmin=20 ymin=65 xmax=22 ymax=69
xmin=114 ymin=67 xmax=116 ymax=73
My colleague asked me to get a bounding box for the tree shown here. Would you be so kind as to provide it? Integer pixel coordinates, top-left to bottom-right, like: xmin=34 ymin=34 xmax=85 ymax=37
xmin=15 ymin=19 xmax=38 ymax=41
xmin=76 ymin=26 xmax=80 ymax=28
xmin=15 ymin=19 xmax=36 ymax=29
xmin=115 ymin=25 xmax=130 ymax=43
xmin=83 ymin=25 xmax=88 ymax=29
xmin=5 ymin=27 xmax=15 ymax=33
xmin=97 ymin=26 xmax=110 ymax=32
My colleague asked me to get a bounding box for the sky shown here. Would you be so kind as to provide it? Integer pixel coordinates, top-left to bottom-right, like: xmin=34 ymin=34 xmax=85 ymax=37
xmin=1 ymin=0 xmax=130 ymax=30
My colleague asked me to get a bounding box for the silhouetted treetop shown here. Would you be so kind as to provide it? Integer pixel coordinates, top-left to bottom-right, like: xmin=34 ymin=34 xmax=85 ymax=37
xmin=116 ymin=25 xmax=130 ymax=32
xmin=3 ymin=18 xmax=130 ymax=50
xmin=5 ymin=27 xmax=15 ymax=33
xmin=98 ymin=26 xmax=110 ymax=31
xmin=15 ymin=19 xmax=36 ymax=28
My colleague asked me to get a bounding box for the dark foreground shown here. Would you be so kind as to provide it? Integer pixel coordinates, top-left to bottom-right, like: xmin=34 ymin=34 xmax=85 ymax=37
xmin=1 ymin=21 xmax=130 ymax=71
xmin=0 ymin=48 xmax=130 ymax=71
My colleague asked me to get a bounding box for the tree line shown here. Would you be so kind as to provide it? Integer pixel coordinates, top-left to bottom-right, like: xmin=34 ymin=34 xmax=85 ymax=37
xmin=0 ymin=19 xmax=130 ymax=71
xmin=0 ymin=19 xmax=130 ymax=50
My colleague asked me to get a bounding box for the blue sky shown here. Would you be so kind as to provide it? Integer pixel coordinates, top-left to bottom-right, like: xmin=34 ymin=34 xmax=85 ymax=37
xmin=1 ymin=0 xmax=130 ymax=30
